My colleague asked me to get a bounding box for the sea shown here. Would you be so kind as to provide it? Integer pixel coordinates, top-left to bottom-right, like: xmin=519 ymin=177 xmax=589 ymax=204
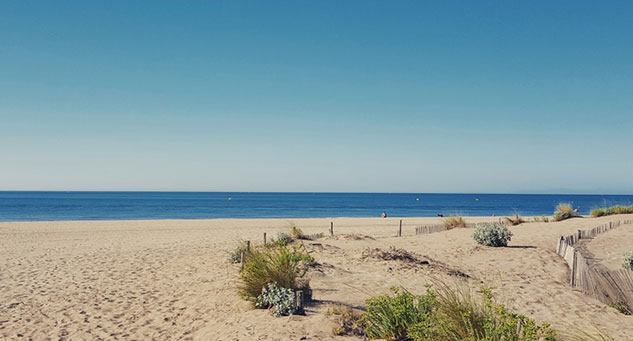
xmin=1 ymin=191 xmax=632 ymax=222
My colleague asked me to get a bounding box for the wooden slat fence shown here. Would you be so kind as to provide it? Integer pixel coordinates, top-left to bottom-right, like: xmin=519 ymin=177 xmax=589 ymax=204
xmin=414 ymin=222 xmax=491 ymax=235
xmin=555 ymin=219 xmax=633 ymax=308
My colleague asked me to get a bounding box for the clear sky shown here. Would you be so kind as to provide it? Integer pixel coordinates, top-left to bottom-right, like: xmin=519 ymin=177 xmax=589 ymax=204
xmin=1 ymin=1 xmax=632 ymax=193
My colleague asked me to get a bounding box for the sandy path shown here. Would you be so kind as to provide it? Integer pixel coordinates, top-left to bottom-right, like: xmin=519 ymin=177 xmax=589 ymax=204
xmin=585 ymin=222 xmax=633 ymax=271
xmin=1 ymin=216 xmax=632 ymax=340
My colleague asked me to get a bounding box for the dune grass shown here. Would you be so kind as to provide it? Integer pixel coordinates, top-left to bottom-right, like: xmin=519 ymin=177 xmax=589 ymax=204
xmin=238 ymin=242 xmax=312 ymax=302
xmin=590 ymin=205 xmax=633 ymax=217
xmin=503 ymin=214 xmax=525 ymax=226
xmin=553 ymin=203 xmax=578 ymax=221
xmin=444 ymin=216 xmax=467 ymax=229
xmin=533 ymin=216 xmax=550 ymax=223
xmin=357 ymin=284 xmax=556 ymax=340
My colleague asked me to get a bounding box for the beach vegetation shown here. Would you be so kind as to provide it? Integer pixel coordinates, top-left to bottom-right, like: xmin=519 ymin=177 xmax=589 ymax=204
xmin=229 ymin=242 xmax=248 ymax=264
xmin=328 ymin=306 xmax=365 ymax=336
xmin=255 ymin=283 xmax=300 ymax=317
xmin=444 ymin=216 xmax=467 ymax=229
xmin=591 ymin=205 xmax=633 ymax=217
xmin=553 ymin=203 xmax=578 ymax=221
xmin=533 ymin=216 xmax=550 ymax=223
xmin=358 ymin=284 xmax=556 ymax=341
xmin=359 ymin=286 xmax=436 ymax=340
xmin=275 ymin=232 xmax=293 ymax=245
xmin=503 ymin=214 xmax=525 ymax=226
xmin=290 ymin=225 xmax=306 ymax=239
xmin=238 ymin=242 xmax=311 ymax=302
xmin=473 ymin=223 xmax=513 ymax=247
xmin=624 ymin=251 xmax=633 ymax=271
xmin=609 ymin=301 xmax=632 ymax=315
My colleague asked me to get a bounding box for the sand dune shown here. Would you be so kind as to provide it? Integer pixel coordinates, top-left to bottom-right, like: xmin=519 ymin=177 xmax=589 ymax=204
xmin=1 ymin=215 xmax=632 ymax=340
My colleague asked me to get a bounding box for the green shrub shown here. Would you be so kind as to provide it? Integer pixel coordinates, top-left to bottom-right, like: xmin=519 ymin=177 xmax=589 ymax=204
xmin=359 ymin=284 xmax=556 ymax=341
xmin=238 ymin=243 xmax=311 ymax=301
xmin=609 ymin=301 xmax=632 ymax=315
xmin=591 ymin=205 xmax=633 ymax=217
xmin=275 ymin=232 xmax=292 ymax=245
xmin=553 ymin=203 xmax=578 ymax=221
xmin=359 ymin=287 xmax=436 ymax=340
xmin=504 ymin=214 xmax=525 ymax=226
xmin=444 ymin=216 xmax=466 ymax=229
xmin=624 ymin=251 xmax=633 ymax=270
xmin=229 ymin=242 xmax=248 ymax=263
xmin=473 ymin=223 xmax=513 ymax=247
xmin=255 ymin=283 xmax=299 ymax=317
xmin=290 ymin=226 xmax=306 ymax=239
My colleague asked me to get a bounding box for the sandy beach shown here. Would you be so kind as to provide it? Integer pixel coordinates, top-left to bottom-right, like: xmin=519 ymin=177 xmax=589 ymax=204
xmin=1 ymin=215 xmax=632 ymax=340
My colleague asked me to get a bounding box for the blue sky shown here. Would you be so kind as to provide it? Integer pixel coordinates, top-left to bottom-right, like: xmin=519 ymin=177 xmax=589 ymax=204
xmin=1 ymin=1 xmax=632 ymax=193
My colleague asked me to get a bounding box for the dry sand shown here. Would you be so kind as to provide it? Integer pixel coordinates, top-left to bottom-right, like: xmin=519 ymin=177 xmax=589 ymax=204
xmin=1 ymin=215 xmax=632 ymax=340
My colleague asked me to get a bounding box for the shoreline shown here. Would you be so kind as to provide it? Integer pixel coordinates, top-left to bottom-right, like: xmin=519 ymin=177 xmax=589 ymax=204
xmin=0 ymin=215 xmax=590 ymax=224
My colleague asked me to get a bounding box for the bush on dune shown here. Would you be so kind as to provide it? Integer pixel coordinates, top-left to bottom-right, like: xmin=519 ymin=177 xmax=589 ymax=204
xmin=444 ymin=216 xmax=467 ymax=229
xmin=591 ymin=205 xmax=633 ymax=217
xmin=290 ymin=225 xmax=306 ymax=240
xmin=553 ymin=203 xmax=578 ymax=221
xmin=358 ymin=284 xmax=556 ymax=341
xmin=473 ymin=223 xmax=513 ymax=247
xmin=238 ymin=242 xmax=312 ymax=303
xmin=229 ymin=241 xmax=248 ymax=264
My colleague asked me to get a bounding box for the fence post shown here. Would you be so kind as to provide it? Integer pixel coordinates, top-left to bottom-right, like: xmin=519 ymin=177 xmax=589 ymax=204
xmin=295 ymin=290 xmax=304 ymax=314
xmin=263 ymin=232 xmax=267 ymax=245
xmin=330 ymin=222 xmax=334 ymax=236
xmin=570 ymin=249 xmax=577 ymax=286
xmin=399 ymin=220 xmax=402 ymax=237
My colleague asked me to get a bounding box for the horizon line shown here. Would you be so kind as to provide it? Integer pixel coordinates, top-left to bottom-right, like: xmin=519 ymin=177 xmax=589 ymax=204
xmin=1 ymin=190 xmax=632 ymax=196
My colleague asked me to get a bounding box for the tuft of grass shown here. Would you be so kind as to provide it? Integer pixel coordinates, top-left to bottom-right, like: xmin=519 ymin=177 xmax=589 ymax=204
xmin=359 ymin=287 xmax=436 ymax=340
xmin=503 ymin=214 xmax=525 ymax=226
xmin=358 ymin=283 xmax=556 ymax=341
xmin=591 ymin=205 xmax=633 ymax=217
xmin=553 ymin=203 xmax=578 ymax=221
xmin=624 ymin=251 xmax=633 ymax=271
xmin=328 ymin=306 xmax=365 ymax=337
xmin=444 ymin=216 xmax=466 ymax=229
xmin=238 ymin=242 xmax=312 ymax=302
xmin=290 ymin=226 xmax=306 ymax=240
xmin=609 ymin=301 xmax=632 ymax=315
xmin=533 ymin=216 xmax=550 ymax=223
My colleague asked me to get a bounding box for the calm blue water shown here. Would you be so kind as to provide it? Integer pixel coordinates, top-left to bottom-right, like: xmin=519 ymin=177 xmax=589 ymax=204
xmin=1 ymin=192 xmax=632 ymax=222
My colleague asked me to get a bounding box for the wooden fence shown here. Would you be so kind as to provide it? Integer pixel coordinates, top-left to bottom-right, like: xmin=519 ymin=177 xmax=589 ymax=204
xmin=555 ymin=219 xmax=633 ymax=308
xmin=414 ymin=222 xmax=491 ymax=235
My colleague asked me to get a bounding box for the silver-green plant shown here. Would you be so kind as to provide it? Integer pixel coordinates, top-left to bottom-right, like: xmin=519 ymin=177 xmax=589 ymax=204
xmin=624 ymin=252 xmax=633 ymax=270
xmin=473 ymin=223 xmax=513 ymax=247
xmin=276 ymin=232 xmax=292 ymax=245
xmin=256 ymin=283 xmax=298 ymax=317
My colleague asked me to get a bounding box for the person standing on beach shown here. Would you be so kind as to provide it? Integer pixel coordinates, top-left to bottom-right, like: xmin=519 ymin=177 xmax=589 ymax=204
xmin=381 ymin=211 xmax=387 ymax=218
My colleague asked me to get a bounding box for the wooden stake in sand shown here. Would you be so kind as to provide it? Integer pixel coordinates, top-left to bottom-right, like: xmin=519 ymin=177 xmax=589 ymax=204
xmin=295 ymin=290 xmax=304 ymax=314
xmin=330 ymin=222 xmax=334 ymax=236
xmin=263 ymin=232 xmax=267 ymax=245
xmin=399 ymin=220 xmax=402 ymax=237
